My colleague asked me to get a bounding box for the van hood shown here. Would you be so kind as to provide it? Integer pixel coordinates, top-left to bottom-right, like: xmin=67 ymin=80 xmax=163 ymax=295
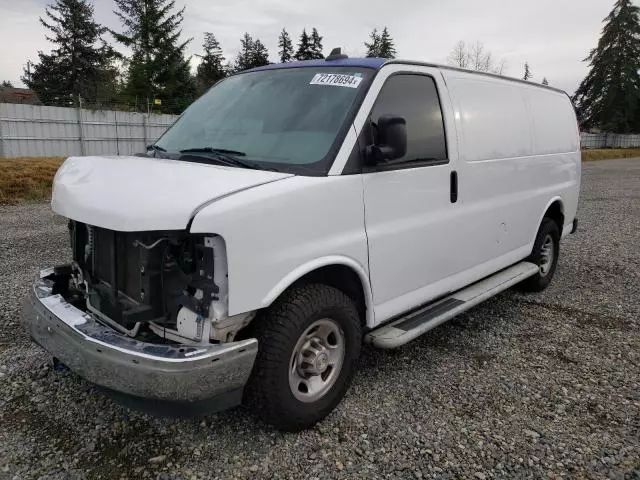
xmin=51 ymin=155 xmax=293 ymax=231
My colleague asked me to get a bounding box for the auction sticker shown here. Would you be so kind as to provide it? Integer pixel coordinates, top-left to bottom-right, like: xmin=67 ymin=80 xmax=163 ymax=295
xmin=310 ymin=73 xmax=363 ymax=88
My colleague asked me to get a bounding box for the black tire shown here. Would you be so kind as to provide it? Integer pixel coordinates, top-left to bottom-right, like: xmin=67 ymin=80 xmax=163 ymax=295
xmin=518 ymin=217 xmax=561 ymax=292
xmin=244 ymin=284 xmax=362 ymax=431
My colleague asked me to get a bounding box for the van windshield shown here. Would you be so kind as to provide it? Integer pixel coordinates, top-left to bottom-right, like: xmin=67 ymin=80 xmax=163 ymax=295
xmin=155 ymin=66 xmax=374 ymax=175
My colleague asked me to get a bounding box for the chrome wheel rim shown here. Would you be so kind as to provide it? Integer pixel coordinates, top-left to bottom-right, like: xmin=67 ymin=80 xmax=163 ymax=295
xmin=539 ymin=234 xmax=554 ymax=276
xmin=289 ymin=318 xmax=345 ymax=403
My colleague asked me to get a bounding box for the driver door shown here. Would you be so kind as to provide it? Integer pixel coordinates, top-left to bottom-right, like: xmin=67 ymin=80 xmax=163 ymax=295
xmin=361 ymin=66 xmax=467 ymax=323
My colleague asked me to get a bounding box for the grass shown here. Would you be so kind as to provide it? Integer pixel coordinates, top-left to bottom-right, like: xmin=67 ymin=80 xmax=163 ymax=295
xmin=582 ymin=148 xmax=640 ymax=161
xmin=0 ymin=157 xmax=65 ymax=205
xmin=0 ymin=150 xmax=639 ymax=205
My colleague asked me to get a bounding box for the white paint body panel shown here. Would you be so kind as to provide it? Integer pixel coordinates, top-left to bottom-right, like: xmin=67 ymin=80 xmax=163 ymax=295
xmin=366 ymin=261 xmax=539 ymax=348
xmin=443 ymin=70 xmax=580 ymax=260
xmin=51 ymin=155 xmax=292 ymax=231
xmin=51 ymin=63 xmax=581 ymax=331
xmin=356 ymin=64 xmax=473 ymax=322
xmin=190 ymin=175 xmax=372 ymax=323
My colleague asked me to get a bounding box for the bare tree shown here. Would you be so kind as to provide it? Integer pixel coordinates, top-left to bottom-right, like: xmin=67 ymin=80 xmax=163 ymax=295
xmin=447 ymin=41 xmax=506 ymax=75
xmin=448 ymin=41 xmax=469 ymax=69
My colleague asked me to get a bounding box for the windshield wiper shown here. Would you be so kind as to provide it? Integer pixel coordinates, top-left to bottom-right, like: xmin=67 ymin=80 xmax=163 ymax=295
xmin=178 ymin=147 xmax=260 ymax=169
xmin=180 ymin=147 xmax=246 ymax=156
xmin=146 ymin=144 xmax=167 ymax=157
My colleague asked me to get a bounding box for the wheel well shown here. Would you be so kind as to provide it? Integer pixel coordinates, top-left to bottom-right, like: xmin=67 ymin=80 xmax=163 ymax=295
xmin=544 ymin=201 xmax=564 ymax=234
xmin=291 ymin=265 xmax=367 ymax=326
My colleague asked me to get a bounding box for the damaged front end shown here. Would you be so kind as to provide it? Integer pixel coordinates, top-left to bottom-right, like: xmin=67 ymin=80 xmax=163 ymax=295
xmin=65 ymin=221 xmax=253 ymax=343
xmin=22 ymin=221 xmax=258 ymax=407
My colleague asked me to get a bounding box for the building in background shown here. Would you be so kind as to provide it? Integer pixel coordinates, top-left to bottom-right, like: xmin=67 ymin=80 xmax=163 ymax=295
xmin=0 ymin=87 xmax=41 ymax=105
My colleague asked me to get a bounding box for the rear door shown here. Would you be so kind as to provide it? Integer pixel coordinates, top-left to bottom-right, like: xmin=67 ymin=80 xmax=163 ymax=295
xmin=359 ymin=65 xmax=468 ymax=322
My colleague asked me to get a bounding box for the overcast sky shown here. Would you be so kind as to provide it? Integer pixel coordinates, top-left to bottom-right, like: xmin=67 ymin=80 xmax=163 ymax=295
xmin=0 ymin=0 xmax=618 ymax=94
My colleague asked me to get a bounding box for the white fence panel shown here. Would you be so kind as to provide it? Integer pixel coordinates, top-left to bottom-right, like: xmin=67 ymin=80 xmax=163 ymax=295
xmin=581 ymin=132 xmax=640 ymax=149
xmin=0 ymin=103 xmax=177 ymax=158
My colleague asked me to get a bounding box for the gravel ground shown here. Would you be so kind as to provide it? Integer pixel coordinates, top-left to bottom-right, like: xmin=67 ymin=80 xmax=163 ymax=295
xmin=1 ymin=158 xmax=639 ymax=480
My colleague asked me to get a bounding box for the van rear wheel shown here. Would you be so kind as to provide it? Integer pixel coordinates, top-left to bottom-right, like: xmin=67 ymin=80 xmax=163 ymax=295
xmin=518 ymin=217 xmax=560 ymax=292
xmin=244 ymin=284 xmax=362 ymax=431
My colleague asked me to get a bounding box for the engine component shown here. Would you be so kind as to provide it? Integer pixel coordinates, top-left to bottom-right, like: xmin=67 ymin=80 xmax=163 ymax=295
xmin=176 ymin=307 xmax=203 ymax=341
xmin=68 ymin=221 xmax=219 ymax=335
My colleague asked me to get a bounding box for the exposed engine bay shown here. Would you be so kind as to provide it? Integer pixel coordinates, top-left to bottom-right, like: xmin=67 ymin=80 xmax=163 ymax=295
xmin=47 ymin=220 xmax=253 ymax=344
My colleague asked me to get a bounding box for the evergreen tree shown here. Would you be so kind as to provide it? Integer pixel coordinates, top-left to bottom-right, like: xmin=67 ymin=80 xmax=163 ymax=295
xmin=23 ymin=0 xmax=118 ymax=106
xmin=309 ymin=28 xmax=324 ymax=59
xmin=523 ymin=62 xmax=532 ymax=80
xmin=278 ymin=28 xmax=294 ymax=63
xmin=365 ymin=27 xmax=396 ymax=58
xmin=378 ymin=27 xmax=397 ymax=58
xmin=542 ymin=77 xmax=549 ymax=86
xmin=235 ymin=33 xmax=255 ymax=71
xmin=295 ymin=29 xmax=313 ymax=60
xmin=196 ymin=32 xmax=226 ymax=94
xmin=251 ymin=39 xmax=270 ymax=67
xmin=235 ymin=33 xmax=269 ymax=71
xmin=1 ymin=81 xmax=13 ymax=88
xmin=111 ymin=0 xmax=196 ymax=113
xmin=573 ymin=0 xmax=640 ymax=132
xmin=364 ymin=29 xmax=380 ymax=57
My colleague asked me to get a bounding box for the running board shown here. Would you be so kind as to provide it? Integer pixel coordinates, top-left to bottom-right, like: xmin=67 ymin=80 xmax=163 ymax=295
xmin=365 ymin=262 xmax=538 ymax=349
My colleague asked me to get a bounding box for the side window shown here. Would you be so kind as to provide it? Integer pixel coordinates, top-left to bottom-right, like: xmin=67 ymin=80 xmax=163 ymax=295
xmin=369 ymin=74 xmax=447 ymax=164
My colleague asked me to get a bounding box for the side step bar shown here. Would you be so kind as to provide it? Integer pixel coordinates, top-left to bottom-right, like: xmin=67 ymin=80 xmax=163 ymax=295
xmin=365 ymin=261 xmax=539 ymax=349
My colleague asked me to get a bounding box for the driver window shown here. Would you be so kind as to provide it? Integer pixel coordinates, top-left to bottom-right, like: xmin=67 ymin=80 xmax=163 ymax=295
xmin=370 ymin=74 xmax=447 ymax=165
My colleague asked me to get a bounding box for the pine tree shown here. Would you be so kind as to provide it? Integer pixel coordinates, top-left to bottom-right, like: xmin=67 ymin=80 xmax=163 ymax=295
xmin=523 ymin=62 xmax=532 ymax=81
xmin=235 ymin=33 xmax=269 ymax=71
xmin=378 ymin=27 xmax=397 ymax=59
xmin=1 ymin=81 xmax=13 ymax=88
xmin=365 ymin=27 xmax=397 ymax=58
xmin=278 ymin=28 xmax=293 ymax=63
xmin=111 ymin=0 xmax=196 ymax=113
xmin=251 ymin=39 xmax=270 ymax=67
xmin=235 ymin=33 xmax=255 ymax=71
xmin=196 ymin=32 xmax=226 ymax=95
xmin=573 ymin=0 xmax=640 ymax=132
xmin=23 ymin=0 xmax=118 ymax=106
xmin=364 ymin=29 xmax=380 ymax=57
xmin=542 ymin=77 xmax=549 ymax=86
xmin=309 ymin=28 xmax=324 ymax=59
xmin=295 ymin=29 xmax=313 ymax=60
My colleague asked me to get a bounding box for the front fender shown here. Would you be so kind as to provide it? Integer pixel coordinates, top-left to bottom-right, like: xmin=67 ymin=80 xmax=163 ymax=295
xmin=261 ymin=255 xmax=375 ymax=327
xmin=189 ymin=175 xmax=370 ymax=324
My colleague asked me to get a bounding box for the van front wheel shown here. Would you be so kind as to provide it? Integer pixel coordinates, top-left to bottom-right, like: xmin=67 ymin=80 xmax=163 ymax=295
xmin=518 ymin=217 xmax=560 ymax=292
xmin=244 ymin=284 xmax=362 ymax=431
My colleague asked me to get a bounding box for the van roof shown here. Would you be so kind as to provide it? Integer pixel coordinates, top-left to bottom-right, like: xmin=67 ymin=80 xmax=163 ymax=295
xmin=246 ymin=57 xmax=567 ymax=95
xmin=247 ymin=58 xmax=387 ymax=72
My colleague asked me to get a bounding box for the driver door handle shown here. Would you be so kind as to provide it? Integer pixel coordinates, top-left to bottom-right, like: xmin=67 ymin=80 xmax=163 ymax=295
xmin=450 ymin=171 xmax=458 ymax=203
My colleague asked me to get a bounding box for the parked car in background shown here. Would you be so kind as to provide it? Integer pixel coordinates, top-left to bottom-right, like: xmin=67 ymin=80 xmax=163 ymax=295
xmin=24 ymin=50 xmax=580 ymax=431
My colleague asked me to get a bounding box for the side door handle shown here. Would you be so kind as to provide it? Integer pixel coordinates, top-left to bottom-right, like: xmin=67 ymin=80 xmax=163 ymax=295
xmin=450 ymin=171 xmax=458 ymax=203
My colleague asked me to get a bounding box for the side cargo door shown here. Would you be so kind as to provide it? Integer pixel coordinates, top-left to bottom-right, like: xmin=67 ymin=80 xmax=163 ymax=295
xmin=359 ymin=65 xmax=468 ymax=324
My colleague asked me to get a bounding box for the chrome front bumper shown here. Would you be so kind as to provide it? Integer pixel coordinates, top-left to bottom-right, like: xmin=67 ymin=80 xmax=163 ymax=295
xmin=22 ymin=273 xmax=258 ymax=405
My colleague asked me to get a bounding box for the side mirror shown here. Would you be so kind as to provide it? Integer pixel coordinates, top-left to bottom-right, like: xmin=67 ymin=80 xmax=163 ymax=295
xmin=367 ymin=115 xmax=407 ymax=164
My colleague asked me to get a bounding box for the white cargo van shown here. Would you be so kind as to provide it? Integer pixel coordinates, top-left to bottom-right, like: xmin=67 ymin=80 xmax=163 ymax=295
xmin=24 ymin=50 xmax=580 ymax=431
